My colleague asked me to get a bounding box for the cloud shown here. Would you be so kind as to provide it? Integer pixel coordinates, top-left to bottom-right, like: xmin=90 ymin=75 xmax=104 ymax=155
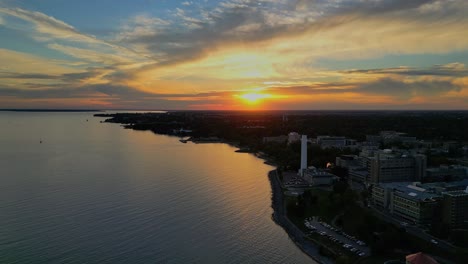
xmin=0 ymin=68 xmax=106 ymax=84
xmin=343 ymin=63 xmax=468 ymax=77
xmin=47 ymin=43 xmax=137 ymax=65
xmin=115 ymin=0 xmax=468 ymax=80
xmin=357 ymin=78 xmax=462 ymax=99
xmin=0 ymin=48 xmax=76 ymax=75
xmin=0 ymin=7 xmax=147 ymax=66
xmin=262 ymin=77 xmax=463 ymax=99
xmin=0 ymin=7 xmax=100 ymax=44
xmin=1 ymin=1 xmax=468 ymax=109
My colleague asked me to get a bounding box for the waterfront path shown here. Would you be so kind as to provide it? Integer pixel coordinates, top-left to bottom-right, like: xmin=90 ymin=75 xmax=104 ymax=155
xmin=268 ymin=170 xmax=334 ymax=264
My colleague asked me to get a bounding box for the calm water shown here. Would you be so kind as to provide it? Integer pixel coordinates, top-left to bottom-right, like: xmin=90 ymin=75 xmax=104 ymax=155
xmin=0 ymin=112 xmax=314 ymax=263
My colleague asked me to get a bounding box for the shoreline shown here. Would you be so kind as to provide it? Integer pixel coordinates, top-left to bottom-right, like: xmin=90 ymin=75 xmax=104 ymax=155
xmin=268 ymin=170 xmax=333 ymax=264
xmin=96 ymin=116 xmax=329 ymax=262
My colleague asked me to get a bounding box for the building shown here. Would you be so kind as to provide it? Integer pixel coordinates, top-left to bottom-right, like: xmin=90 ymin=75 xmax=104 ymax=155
xmin=302 ymin=167 xmax=338 ymax=186
xmin=423 ymin=179 xmax=468 ymax=193
xmin=372 ymin=180 xmax=468 ymax=228
xmin=316 ymin=135 xmax=357 ymax=149
xmin=336 ymin=148 xmax=427 ymax=184
xmin=288 ymin=132 xmax=301 ymax=145
xmin=441 ymin=189 xmax=468 ymax=229
xmin=372 ymin=182 xmax=439 ymax=225
xmin=335 ymin=155 xmax=371 ymax=183
xmin=349 ymin=167 xmax=370 ymax=183
xmin=366 ymin=131 xmax=417 ymax=146
xmin=299 ymin=135 xmax=307 ymax=176
xmin=336 ymin=155 xmax=358 ymax=168
xmin=369 ymin=150 xmax=426 ymax=183
xmin=426 ymin=165 xmax=468 ymax=182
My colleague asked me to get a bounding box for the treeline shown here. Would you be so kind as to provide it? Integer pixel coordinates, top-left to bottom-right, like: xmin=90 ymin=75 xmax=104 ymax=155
xmin=97 ymin=111 xmax=468 ymax=141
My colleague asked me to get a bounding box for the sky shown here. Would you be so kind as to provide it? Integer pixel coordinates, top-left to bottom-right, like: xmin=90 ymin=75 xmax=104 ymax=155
xmin=1 ymin=0 xmax=468 ymax=110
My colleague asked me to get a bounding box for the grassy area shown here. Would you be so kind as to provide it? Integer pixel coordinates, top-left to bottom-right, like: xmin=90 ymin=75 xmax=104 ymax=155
xmin=286 ymin=188 xmax=344 ymax=223
xmin=337 ymin=204 xmax=384 ymax=243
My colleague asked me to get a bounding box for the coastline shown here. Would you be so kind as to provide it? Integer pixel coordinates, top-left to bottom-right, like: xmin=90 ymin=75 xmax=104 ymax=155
xmin=268 ymin=170 xmax=333 ymax=264
xmin=96 ymin=115 xmax=329 ymax=262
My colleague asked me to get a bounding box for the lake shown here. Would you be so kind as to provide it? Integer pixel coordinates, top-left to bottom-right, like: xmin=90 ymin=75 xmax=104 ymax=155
xmin=0 ymin=112 xmax=314 ymax=263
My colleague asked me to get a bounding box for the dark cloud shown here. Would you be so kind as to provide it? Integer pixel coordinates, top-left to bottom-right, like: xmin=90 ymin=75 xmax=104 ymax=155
xmin=0 ymin=68 xmax=108 ymax=83
xmin=343 ymin=64 xmax=468 ymax=77
xmin=263 ymin=77 xmax=462 ymax=100
xmin=0 ymin=82 xmax=234 ymax=100
xmin=123 ymin=2 xmax=314 ymax=68
xmin=357 ymin=78 xmax=462 ymax=99
xmin=267 ymin=83 xmax=353 ymax=95
xmin=0 ymin=82 xmax=242 ymax=110
xmin=119 ymin=0 xmax=451 ymax=70
xmin=0 ymin=72 xmax=58 ymax=79
xmin=347 ymin=0 xmax=434 ymax=14
xmin=293 ymin=0 xmax=435 ymax=14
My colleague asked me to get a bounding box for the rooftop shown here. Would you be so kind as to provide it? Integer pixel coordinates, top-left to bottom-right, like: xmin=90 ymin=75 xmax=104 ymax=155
xmin=443 ymin=190 xmax=468 ymax=197
xmin=378 ymin=182 xmax=440 ymax=202
xmin=406 ymin=252 xmax=439 ymax=264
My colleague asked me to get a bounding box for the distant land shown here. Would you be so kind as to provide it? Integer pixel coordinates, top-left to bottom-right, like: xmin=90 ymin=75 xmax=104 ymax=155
xmin=0 ymin=109 xmax=102 ymax=112
xmin=3 ymin=109 xmax=468 ymax=114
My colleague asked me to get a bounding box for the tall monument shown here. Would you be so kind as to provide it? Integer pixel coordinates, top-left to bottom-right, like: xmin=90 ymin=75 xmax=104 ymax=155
xmin=300 ymin=135 xmax=307 ymax=176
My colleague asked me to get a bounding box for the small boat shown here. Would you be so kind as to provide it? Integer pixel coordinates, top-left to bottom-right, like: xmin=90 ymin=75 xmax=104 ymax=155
xmin=179 ymin=139 xmax=188 ymax=143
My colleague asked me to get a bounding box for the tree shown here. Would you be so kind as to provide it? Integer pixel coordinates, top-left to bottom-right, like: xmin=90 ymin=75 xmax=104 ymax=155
xmin=333 ymin=181 xmax=348 ymax=195
xmin=336 ymin=256 xmax=351 ymax=264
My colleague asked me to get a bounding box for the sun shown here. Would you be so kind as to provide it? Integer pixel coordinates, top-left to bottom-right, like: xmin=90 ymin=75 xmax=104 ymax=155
xmin=239 ymin=92 xmax=271 ymax=104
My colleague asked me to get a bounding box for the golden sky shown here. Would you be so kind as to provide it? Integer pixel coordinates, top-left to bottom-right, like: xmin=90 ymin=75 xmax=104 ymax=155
xmin=1 ymin=0 xmax=468 ymax=110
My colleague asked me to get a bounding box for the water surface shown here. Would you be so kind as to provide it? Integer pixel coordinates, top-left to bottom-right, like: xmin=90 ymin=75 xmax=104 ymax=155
xmin=0 ymin=112 xmax=314 ymax=263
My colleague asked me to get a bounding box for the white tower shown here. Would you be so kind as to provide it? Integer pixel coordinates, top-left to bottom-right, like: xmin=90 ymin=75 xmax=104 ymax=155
xmin=300 ymin=135 xmax=307 ymax=176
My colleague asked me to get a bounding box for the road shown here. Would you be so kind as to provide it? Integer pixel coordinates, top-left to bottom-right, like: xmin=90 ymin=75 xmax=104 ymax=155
xmin=369 ymin=205 xmax=455 ymax=252
xmin=268 ymin=171 xmax=334 ymax=264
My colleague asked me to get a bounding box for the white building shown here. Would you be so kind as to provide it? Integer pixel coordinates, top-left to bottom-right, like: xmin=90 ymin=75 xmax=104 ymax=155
xmin=300 ymin=135 xmax=307 ymax=176
xmin=288 ymin=132 xmax=301 ymax=145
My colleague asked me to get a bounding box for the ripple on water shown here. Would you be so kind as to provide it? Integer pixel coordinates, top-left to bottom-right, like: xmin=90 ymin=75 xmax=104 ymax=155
xmin=0 ymin=112 xmax=315 ymax=264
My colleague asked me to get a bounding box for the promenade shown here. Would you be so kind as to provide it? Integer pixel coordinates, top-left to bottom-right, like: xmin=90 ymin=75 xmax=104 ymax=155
xmin=268 ymin=170 xmax=333 ymax=264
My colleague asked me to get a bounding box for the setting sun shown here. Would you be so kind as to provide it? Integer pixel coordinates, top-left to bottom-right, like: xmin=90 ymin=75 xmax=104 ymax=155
xmin=239 ymin=93 xmax=271 ymax=104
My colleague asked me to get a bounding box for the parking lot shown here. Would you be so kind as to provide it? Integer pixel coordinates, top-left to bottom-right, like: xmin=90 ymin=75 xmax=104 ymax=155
xmin=282 ymin=171 xmax=310 ymax=187
xmin=304 ymin=218 xmax=370 ymax=257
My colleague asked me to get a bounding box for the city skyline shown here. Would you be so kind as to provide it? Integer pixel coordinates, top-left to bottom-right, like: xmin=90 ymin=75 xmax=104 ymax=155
xmin=1 ymin=0 xmax=468 ymax=110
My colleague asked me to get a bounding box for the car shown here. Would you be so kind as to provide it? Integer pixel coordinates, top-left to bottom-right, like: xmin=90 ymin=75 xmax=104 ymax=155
xmin=357 ymin=240 xmax=366 ymax=246
xmin=401 ymin=222 xmax=409 ymax=226
xmin=359 ymin=252 xmax=366 ymax=257
xmin=350 ymin=248 xmax=357 ymax=252
xmin=431 ymin=239 xmax=439 ymax=244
